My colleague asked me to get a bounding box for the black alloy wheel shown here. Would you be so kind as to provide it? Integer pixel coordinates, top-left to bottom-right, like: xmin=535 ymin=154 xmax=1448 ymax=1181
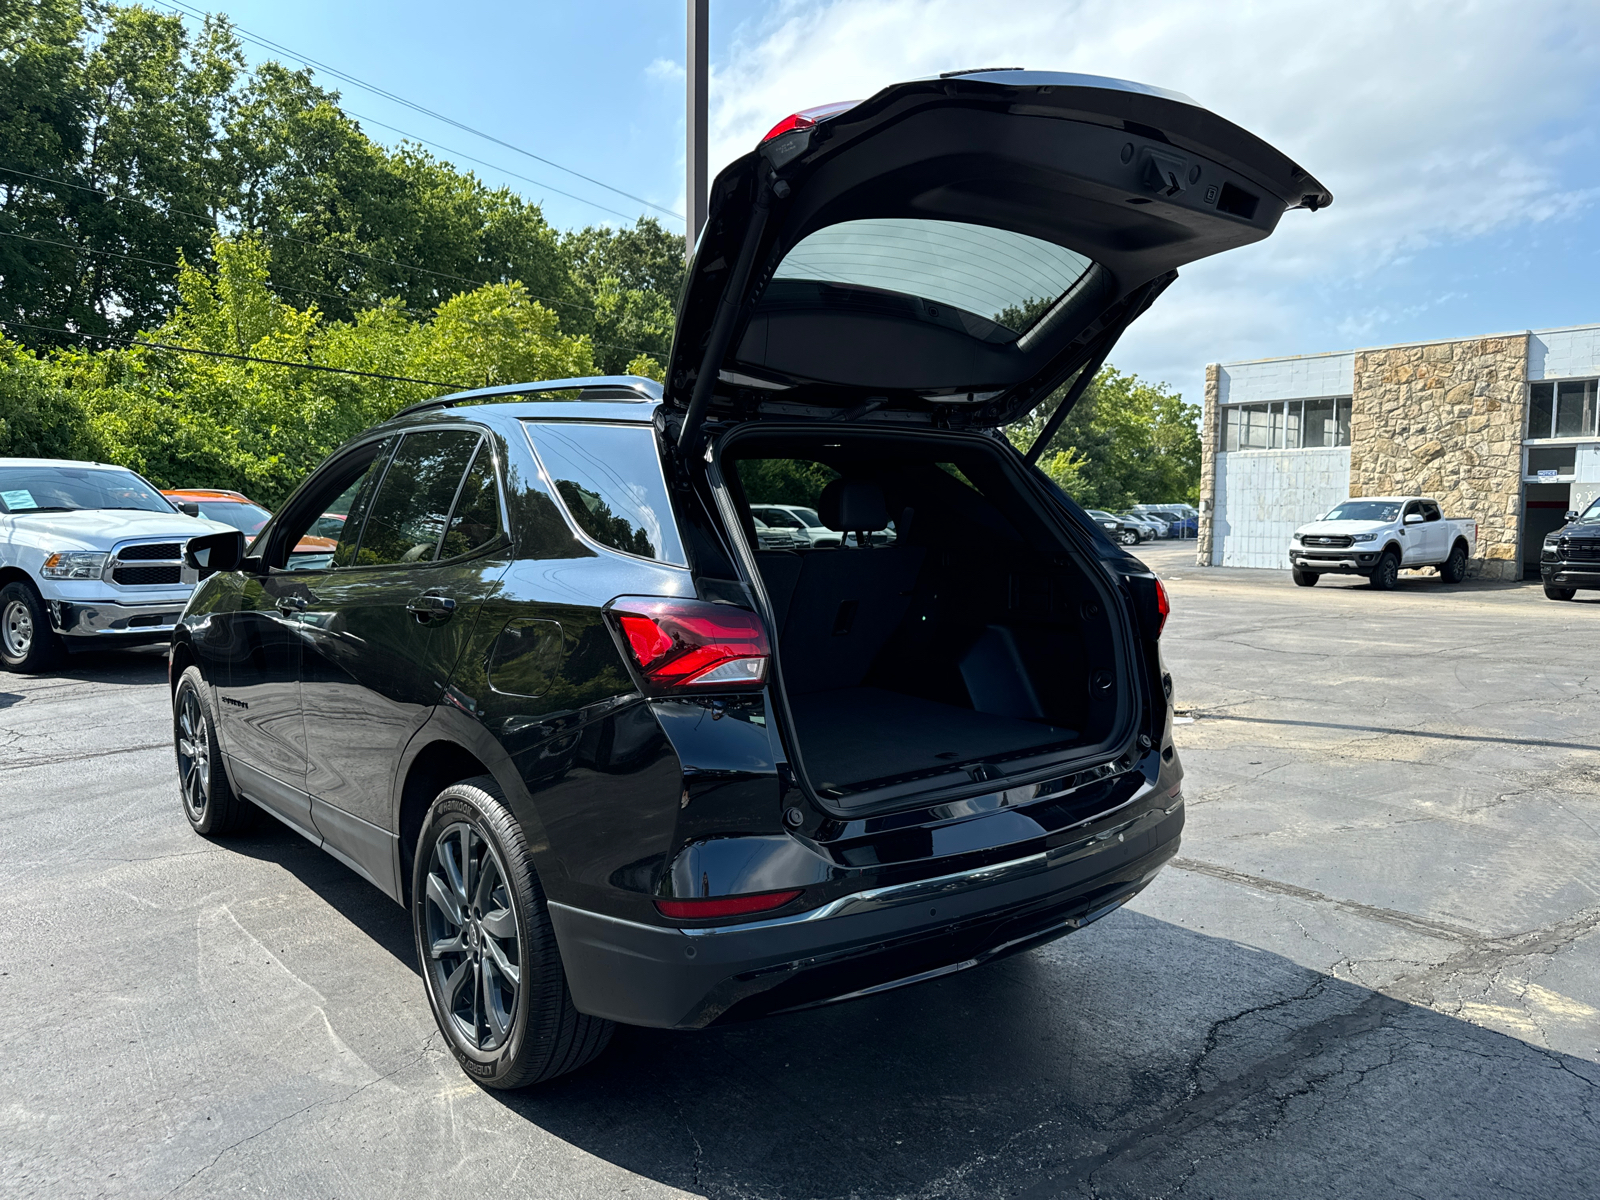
xmin=1292 ymin=568 xmax=1318 ymax=587
xmin=1368 ymin=551 xmax=1401 ymax=590
xmin=414 ymin=776 xmax=612 ymax=1088
xmin=173 ymin=665 xmax=253 ymax=835
xmin=0 ymin=581 xmax=64 ymax=673
xmin=1440 ymin=542 xmax=1469 ymax=584
xmin=1544 ymin=584 xmax=1577 ymax=602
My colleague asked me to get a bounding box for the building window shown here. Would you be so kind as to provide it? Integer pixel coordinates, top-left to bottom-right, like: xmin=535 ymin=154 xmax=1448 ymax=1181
xmin=1529 ymin=379 xmax=1598 ymax=439
xmin=1220 ymin=397 xmax=1350 ymax=451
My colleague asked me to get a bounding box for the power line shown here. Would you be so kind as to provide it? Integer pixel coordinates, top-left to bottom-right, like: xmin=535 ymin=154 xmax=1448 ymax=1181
xmin=0 ymin=317 xmax=471 ymax=388
xmin=340 ymin=110 xmax=644 ymax=226
xmin=0 ymin=225 xmax=668 ymax=363
xmin=161 ymin=0 xmax=684 ymax=224
xmin=0 ymin=162 xmax=673 ymax=335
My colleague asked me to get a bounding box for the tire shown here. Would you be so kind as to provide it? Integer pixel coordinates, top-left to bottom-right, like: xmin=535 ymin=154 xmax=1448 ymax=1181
xmin=414 ymin=776 xmax=613 ymax=1089
xmin=1118 ymin=530 xmax=1139 ymax=546
xmin=0 ymin=581 xmax=65 ymax=673
xmin=1440 ymin=541 xmax=1469 ymax=584
xmin=1292 ymin=569 xmax=1319 ymax=587
xmin=173 ymin=665 xmax=255 ymax=836
xmin=1544 ymin=584 xmax=1577 ymax=602
xmin=1368 ymin=551 xmax=1401 ymax=590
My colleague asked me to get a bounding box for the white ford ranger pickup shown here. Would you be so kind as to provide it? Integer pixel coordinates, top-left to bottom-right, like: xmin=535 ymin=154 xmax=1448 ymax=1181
xmin=1288 ymin=496 xmax=1478 ymax=590
xmin=0 ymin=458 xmax=234 ymax=671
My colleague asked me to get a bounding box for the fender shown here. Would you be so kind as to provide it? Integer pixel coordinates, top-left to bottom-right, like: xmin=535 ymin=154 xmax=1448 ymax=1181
xmin=390 ymin=700 xmax=564 ymax=905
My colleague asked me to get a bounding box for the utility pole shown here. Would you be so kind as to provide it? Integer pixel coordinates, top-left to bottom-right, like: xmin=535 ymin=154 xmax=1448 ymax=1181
xmin=686 ymin=0 xmax=708 ymax=259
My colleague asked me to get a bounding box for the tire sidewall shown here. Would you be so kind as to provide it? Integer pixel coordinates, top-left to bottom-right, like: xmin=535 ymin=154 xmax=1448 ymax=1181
xmin=1372 ymin=553 xmax=1400 ymax=590
xmin=0 ymin=581 xmax=61 ymax=672
xmin=174 ymin=666 xmax=225 ymax=834
xmin=1443 ymin=544 xmax=1467 ymax=583
xmin=412 ymin=790 xmax=535 ymax=1086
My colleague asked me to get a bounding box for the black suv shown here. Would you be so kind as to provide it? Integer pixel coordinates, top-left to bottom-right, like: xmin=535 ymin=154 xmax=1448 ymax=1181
xmin=171 ymin=70 xmax=1327 ymax=1087
xmin=1541 ymin=496 xmax=1600 ymax=600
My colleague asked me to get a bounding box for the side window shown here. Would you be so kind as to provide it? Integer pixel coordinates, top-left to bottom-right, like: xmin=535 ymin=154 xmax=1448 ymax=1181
xmin=1422 ymin=501 xmax=1442 ymax=522
xmin=328 ymin=440 xmax=398 ymax=568
xmin=438 ymin=440 xmax=503 ymax=560
xmin=356 ymin=430 xmax=482 ymax=567
xmin=275 ymin=437 xmax=395 ymax=571
xmin=1403 ymin=501 xmax=1422 ymax=521
xmin=525 ymin=422 xmax=686 ymax=565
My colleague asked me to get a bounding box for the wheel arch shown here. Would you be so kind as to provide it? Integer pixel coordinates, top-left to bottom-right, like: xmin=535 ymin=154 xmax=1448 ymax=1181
xmin=1450 ymin=535 xmax=1471 ymax=557
xmin=168 ymin=636 xmax=196 ymax=694
xmin=392 ymin=709 xmax=554 ymax=907
xmin=1382 ymin=540 xmax=1404 ymax=560
xmin=0 ymin=566 xmax=42 ymax=598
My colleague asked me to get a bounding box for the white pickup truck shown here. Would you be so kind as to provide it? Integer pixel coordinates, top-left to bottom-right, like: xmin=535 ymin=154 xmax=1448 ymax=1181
xmin=0 ymin=458 xmax=234 ymax=671
xmin=1288 ymin=496 xmax=1478 ymax=590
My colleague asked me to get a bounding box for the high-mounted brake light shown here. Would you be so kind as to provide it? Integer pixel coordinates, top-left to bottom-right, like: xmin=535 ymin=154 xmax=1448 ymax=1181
xmin=606 ymin=596 xmax=770 ymax=693
xmin=760 ymin=100 xmax=862 ymax=144
xmin=655 ymin=889 xmax=803 ymax=920
xmin=1155 ymin=578 xmax=1171 ymax=638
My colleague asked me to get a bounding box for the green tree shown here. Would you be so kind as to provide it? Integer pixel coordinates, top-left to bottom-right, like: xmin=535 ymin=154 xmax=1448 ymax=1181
xmin=1008 ymin=366 xmax=1200 ymax=509
xmin=561 ymin=217 xmax=684 ymax=374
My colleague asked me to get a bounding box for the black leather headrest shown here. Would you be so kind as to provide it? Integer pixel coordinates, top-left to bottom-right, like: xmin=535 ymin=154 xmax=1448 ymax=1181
xmin=818 ymin=480 xmax=890 ymax=532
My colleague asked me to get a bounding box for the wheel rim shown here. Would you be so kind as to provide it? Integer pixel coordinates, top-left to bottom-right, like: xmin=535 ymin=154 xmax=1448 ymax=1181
xmin=423 ymin=821 xmax=521 ymax=1056
xmin=175 ymin=688 xmax=211 ymax=821
xmin=2 ymin=599 xmax=33 ymax=658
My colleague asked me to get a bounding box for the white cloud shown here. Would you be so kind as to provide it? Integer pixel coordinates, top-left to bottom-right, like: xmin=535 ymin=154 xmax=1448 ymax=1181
xmin=705 ymin=0 xmax=1600 ymax=403
xmin=646 ymin=57 xmax=686 ymax=84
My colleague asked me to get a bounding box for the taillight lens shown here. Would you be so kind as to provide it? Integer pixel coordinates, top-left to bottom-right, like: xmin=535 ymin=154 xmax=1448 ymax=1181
xmin=655 ymin=889 xmax=803 ymax=920
xmin=760 ymin=100 xmax=862 ymax=143
xmin=606 ymin=596 xmax=770 ymax=692
xmin=1155 ymin=578 xmax=1170 ymax=637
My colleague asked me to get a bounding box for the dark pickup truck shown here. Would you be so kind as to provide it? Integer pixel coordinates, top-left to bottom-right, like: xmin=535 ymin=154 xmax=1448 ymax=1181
xmin=1541 ymin=497 xmax=1600 ymax=600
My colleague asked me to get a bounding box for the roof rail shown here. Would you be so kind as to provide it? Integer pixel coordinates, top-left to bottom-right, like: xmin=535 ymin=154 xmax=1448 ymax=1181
xmin=389 ymin=375 xmax=663 ymax=421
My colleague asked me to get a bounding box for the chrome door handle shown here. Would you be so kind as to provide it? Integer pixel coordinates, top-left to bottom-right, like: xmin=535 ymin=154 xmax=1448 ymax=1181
xmin=406 ymin=593 xmax=457 ymax=622
xmin=275 ymin=595 xmax=308 ymax=615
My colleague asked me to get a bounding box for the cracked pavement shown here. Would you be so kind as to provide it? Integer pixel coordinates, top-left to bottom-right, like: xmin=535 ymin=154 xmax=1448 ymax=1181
xmin=2 ymin=545 xmax=1598 ymax=1198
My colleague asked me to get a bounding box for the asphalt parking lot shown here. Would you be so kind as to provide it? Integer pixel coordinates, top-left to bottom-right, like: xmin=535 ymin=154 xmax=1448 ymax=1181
xmin=4 ymin=545 xmax=1598 ymax=1199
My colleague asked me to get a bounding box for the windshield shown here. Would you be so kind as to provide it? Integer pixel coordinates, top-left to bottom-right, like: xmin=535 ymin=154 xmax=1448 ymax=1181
xmin=1322 ymin=501 xmax=1402 ymax=523
xmin=189 ymin=499 xmax=271 ymax=534
xmin=771 ymin=218 xmax=1095 ymax=339
xmin=0 ymin=466 xmax=173 ymax=514
xmin=1580 ymin=497 xmax=1600 ymax=523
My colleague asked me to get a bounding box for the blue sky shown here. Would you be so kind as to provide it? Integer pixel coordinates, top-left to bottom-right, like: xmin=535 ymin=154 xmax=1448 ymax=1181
xmin=188 ymin=0 xmax=1600 ymax=407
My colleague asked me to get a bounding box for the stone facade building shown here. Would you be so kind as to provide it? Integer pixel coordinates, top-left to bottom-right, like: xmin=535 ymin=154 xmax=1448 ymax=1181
xmin=1197 ymin=322 xmax=1600 ymax=580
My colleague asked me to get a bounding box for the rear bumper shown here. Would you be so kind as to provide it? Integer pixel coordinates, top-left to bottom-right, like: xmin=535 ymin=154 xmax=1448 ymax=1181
xmin=47 ymin=597 xmax=187 ymax=643
xmin=550 ymin=800 xmax=1183 ymax=1029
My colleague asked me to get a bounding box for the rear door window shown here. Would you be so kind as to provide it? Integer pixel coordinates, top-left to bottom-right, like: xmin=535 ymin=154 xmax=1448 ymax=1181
xmin=524 ymin=422 xmax=686 ymax=565
xmin=355 ymin=430 xmax=482 ymax=567
xmin=438 ymin=441 xmax=503 ymax=560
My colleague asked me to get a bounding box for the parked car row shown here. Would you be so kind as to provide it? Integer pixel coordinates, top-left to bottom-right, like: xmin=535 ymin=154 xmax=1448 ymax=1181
xmin=1083 ymin=505 xmax=1198 ymax=546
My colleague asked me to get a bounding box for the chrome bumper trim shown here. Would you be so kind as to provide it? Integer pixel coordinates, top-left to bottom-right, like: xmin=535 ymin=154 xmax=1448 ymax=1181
xmin=49 ymin=598 xmax=187 ymax=637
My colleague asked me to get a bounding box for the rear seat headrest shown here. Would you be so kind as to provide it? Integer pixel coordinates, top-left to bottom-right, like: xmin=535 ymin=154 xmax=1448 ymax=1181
xmin=818 ymin=479 xmax=890 ymax=532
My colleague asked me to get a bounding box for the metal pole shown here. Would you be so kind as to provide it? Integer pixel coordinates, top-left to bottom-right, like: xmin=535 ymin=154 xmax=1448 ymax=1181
xmin=686 ymin=0 xmax=709 ymax=259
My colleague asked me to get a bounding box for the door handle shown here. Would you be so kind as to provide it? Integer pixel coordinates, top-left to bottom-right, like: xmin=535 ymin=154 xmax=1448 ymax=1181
xmin=406 ymin=593 xmax=457 ymax=622
xmin=275 ymin=595 xmax=308 ymax=615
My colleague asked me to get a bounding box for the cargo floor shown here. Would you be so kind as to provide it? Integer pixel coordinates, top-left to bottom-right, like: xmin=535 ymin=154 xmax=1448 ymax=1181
xmin=787 ymin=686 xmax=1077 ymax=795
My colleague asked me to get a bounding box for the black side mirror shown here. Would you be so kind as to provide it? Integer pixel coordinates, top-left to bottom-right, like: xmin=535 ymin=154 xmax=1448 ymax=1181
xmin=184 ymin=529 xmax=247 ymax=577
xmin=175 ymin=500 xmax=201 ymax=517
xmin=1564 ymin=510 xmax=1580 ymax=522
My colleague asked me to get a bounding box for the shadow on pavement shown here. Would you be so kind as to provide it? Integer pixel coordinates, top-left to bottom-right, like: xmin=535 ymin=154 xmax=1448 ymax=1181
xmin=218 ymin=808 xmax=1600 ymax=1198
xmin=55 ymin=644 xmax=172 ymax=683
xmin=483 ymin=909 xmax=1599 ymax=1199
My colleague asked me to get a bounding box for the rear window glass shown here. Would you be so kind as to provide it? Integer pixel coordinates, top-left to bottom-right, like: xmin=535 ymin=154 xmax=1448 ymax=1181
xmin=771 ymin=218 xmax=1094 ymax=335
xmin=525 ymin=422 xmax=686 ymax=565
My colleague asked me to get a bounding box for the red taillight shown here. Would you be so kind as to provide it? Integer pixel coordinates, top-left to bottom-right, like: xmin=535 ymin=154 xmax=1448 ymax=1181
xmin=1155 ymin=578 xmax=1170 ymax=637
xmin=654 ymin=889 xmax=803 ymax=920
xmin=607 ymin=596 xmax=769 ymax=692
xmin=760 ymin=100 xmax=862 ymax=143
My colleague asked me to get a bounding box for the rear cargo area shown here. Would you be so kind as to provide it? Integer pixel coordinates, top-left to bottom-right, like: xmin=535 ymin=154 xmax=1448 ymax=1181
xmin=725 ymin=430 xmax=1123 ymax=806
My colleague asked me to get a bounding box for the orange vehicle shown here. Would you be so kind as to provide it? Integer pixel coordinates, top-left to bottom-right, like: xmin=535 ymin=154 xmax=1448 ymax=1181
xmin=162 ymin=489 xmax=343 ymax=559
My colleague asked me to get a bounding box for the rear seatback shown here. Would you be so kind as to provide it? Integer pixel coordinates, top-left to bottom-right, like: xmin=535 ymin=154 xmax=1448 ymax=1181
xmin=774 ymin=546 xmax=926 ymax=694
